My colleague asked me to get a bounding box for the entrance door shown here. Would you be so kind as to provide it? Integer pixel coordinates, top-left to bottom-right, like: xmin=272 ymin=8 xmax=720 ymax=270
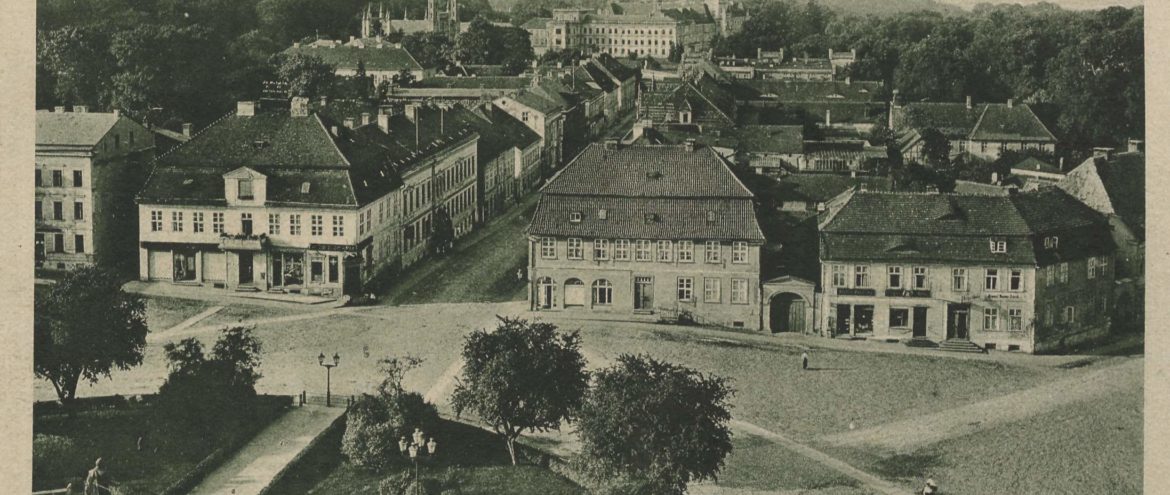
xmin=238 ymin=252 xmax=254 ymax=285
xmin=835 ymin=304 xmax=850 ymax=335
xmin=634 ymin=277 xmax=653 ymax=310
xmin=770 ymin=294 xmax=804 ymax=333
xmin=854 ymin=305 xmax=875 ymax=333
xmin=34 ymin=234 xmax=45 ymax=265
xmin=912 ymin=307 xmax=928 ymax=338
xmin=537 ymin=277 xmax=555 ymax=309
xmin=343 ymin=255 xmax=362 ymax=295
xmin=173 ymin=251 xmax=197 ymax=282
xmin=947 ymin=304 xmax=970 ymax=340
xmin=271 ymin=256 xmax=283 ymax=287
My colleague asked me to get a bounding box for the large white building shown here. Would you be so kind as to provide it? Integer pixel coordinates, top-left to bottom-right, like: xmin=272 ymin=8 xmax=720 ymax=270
xmin=525 ymin=7 xmax=715 ymax=58
xmin=135 ymin=98 xmax=478 ymax=296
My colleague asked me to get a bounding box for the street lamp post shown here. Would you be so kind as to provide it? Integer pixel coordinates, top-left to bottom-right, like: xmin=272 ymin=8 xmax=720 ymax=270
xmin=317 ymin=352 xmax=340 ymax=407
xmin=399 ymin=428 xmax=438 ymax=495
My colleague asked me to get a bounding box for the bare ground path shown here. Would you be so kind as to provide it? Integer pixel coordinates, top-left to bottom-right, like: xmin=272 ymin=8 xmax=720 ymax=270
xmin=820 ymin=356 xmax=1143 ymax=452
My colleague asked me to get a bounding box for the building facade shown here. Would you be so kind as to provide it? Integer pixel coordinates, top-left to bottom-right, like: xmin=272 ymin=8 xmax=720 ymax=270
xmin=527 ymin=141 xmax=765 ymax=329
xmin=494 ymin=83 xmax=568 ymax=173
xmin=818 ymin=189 xmax=1114 ymax=353
xmin=36 ymin=107 xmax=155 ymax=271
xmin=891 ymin=95 xmax=1058 ymax=163
xmin=525 ymin=8 xmax=714 ymax=58
xmin=284 ymin=38 xmax=427 ymax=86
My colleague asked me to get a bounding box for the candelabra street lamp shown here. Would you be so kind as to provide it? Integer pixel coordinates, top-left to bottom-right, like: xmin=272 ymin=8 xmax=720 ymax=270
xmin=318 ymin=352 xmax=340 ymax=406
xmin=399 ymin=428 xmax=439 ymax=495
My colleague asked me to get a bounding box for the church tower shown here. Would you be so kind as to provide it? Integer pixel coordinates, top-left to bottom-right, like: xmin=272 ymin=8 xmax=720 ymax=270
xmin=448 ymin=0 xmax=459 ymax=31
xmin=361 ymin=3 xmax=372 ymax=38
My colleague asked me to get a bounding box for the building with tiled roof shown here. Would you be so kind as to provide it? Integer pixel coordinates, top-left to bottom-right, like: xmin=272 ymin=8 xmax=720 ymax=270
xmin=637 ymin=74 xmax=736 ymax=130
xmin=890 ymin=94 xmax=1057 ymax=163
xmin=524 ymin=7 xmax=715 ymax=58
xmin=1058 ymin=151 xmax=1144 ymax=280
xmin=733 ymin=78 xmax=886 ymax=125
xmin=37 ymin=107 xmax=156 ymax=272
xmin=284 ymin=37 xmax=427 ymax=86
xmin=136 ymin=98 xmax=479 ymax=296
xmin=711 ymin=48 xmax=854 ymax=81
xmin=527 ymin=141 xmax=765 ymax=329
xmin=817 ymin=189 xmax=1114 ymax=353
xmin=494 ymin=78 xmax=569 ymax=172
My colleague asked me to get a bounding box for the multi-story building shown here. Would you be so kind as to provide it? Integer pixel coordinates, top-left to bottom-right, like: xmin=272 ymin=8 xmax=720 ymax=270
xmin=494 ymin=80 xmax=568 ymax=172
xmin=891 ymin=94 xmax=1058 ymax=163
xmin=525 ymin=7 xmax=715 ymax=58
xmin=817 ymin=189 xmax=1114 ymax=353
xmin=36 ymin=107 xmax=155 ymax=271
xmin=527 ymin=140 xmax=765 ymax=329
xmin=638 ymin=74 xmax=737 ymax=130
xmin=442 ymin=103 xmax=542 ymax=222
xmin=135 ymin=98 xmax=478 ymax=295
xmin=284 ymin=37 xmax=427 ymax=86
xmin=712 ymin=49 xmax=854 ymax=81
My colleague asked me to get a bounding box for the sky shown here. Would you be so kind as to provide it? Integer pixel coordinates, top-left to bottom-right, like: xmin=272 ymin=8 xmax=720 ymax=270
xmin=938 ymin=0 xmax=1142 ymax=9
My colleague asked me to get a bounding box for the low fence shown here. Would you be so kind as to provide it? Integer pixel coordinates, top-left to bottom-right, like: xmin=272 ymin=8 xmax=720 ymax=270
xmin=299 ymin=392 xmax=357 ymax=408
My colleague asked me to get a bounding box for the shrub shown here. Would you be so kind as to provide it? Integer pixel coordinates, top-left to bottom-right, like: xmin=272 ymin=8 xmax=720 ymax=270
xmin=378 ymin=472 xmax=412 ymax=495
xmin=33 ymin=434 xmax=78 ymax=486
xmin=342 ymin=392 xmax=439 ymax=469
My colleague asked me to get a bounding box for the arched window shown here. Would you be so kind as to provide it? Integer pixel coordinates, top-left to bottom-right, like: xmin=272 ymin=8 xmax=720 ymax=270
xmin=564 ymin=278 xmax=586 ymax=307
xmin=592 ymin=279 xmax=613 ymax=306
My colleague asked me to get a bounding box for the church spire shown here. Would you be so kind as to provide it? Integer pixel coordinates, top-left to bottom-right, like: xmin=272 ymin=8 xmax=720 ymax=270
xmin=361 ymin=3 xmax=372 ymax=38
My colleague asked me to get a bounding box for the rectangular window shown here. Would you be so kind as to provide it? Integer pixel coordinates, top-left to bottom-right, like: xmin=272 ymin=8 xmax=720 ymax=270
xmin=35 ymin=200 xmax=42 ymax=220
xmin=74 ymin=234 xmax=84 ymax=253
xmin=268 ymin=213 xmax=280 ymax=235
xmin=52 ymin=170 xmax=63 ymax=187
xmin=150 ymin=210 xmax=163 ymax=232
xmin=289 ymin=214 xmax=301 ymax=235
xmin=952 ymin=268 xmax=968 ymax=291
xmin=593 ymin=239 xmax=610 ymax=260
xmin=1064 ymin=306 xmax=1076 ymax=324
xmin=984 ymin=308 xmax=999 ymax=331
xmin=677 ymin=241 xmax=694 ymax=262
xmin=35 ymin=169 xmax=41 ymax=187
xmin=1009 ymin=269 xmax=1023 ymax=291
xmin=677 ymin=277 xmax=693 ymax=301
xmin=703 ymin=278 xmax=721 ymax=303
xmin=1009 ymin=309 xmax=1023 ymax=331
xmin=732 ymin=242 xmax=748 ymax=263
xmin=73 ymin=170 xmax=82 ymax=187
xmin=332 ymin=215 xmax=344 ymax=236
xmin=567 ymin=238 xmax=584 ymax=259
xmin=990 ymin=239 xmax=1007 ymax=253
xmin=212 ymin=212 xmax=225 ymax=233
xmin=1045 ymin=265 xmax=1055 ymax=287
xmin=888 ymin=266 xmax=902 ymax=289
xmin=73 ymin=201 xmax=84 ymax=220
xmin=832 ymin=265 xmax=847 ymax=287
xmin=635 ymin=240 xmax=653 ymax=262
xmin=193 ymin=212 xmax=204 ymax=233
xmin=540 ymin=237 xmax=556 ymax=259
xmin=731 ymin=279 xmax=749 ymax=304
xmin=889 ymin=308 xmax=909 ymax=327
xmin=53 ymin=201 xmax=63 ymax=221
xmin=172 ymin=211 xmax=183 ymax=232
xmin=1087 ymin=257 xmax=1097 ymax=279
xmin=241 ymin=212 xmax=253 ymax=235
xmin=1058 ymin=263 xmax=1068 ymax=283
xmin=657 ymin=240 xmax=673 ymax=262
xmin=854 ymin=266 xmax=869 ymax=287
xmin=238 ymin=179 xmax=253 ymax=199
xmin=53 ymin=233 xmax=64 ymax=253
xmin=705 ymin=241 xmax=720 ymax=263
xmin=985 ymin=269 xmax=999 ymax=291
xmin=614 ymin=239 xmax=630 ymax=261
xmin=311 ymin=215 xmax=323 ymax=236
xmin=912 ymin=267 xmax=928 ymax=289
xmin=328 ymin=256 xmax=339 ymax=283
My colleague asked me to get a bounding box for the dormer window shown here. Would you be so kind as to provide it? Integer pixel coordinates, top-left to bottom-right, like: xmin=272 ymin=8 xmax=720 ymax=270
xmin=706 ymin=211 xmax=716 ymax=223
xmin=569 ymin=211 xmax=582 ymax=223
xmin=990 ymin=239 xmax=1007 ymax=254
xmin=598 ymin=208 xmax=607 ymax=220
xmin=238 ymin=179 xmax=254 ymax=199
xmin=1044 ymin=236 xmax=1059 ymax=249
xmin=644 ymin=213 xmax=659 ymax=223
xmin=301 ymin=182 xmax=311 ymax=194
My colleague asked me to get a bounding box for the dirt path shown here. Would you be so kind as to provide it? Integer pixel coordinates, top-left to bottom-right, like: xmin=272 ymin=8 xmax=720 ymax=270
xmin=820 ymin=357 xmax=1142 ymax=452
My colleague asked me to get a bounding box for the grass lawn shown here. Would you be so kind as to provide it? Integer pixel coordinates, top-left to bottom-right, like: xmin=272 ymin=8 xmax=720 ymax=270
xmin=143 ymin=296 xmax=211 ymax=331
xmin=33 ymin=399 xmax=288 ymax=494
xmin=713 ymin=433 xmax=860 ymax=492
xmin=288 ymin=419 xmax=583 ymax=495
xmin=375 ymin=196 xmax=536 ymax=306
xmin=199 ymin=303 xmax=301 ymax=327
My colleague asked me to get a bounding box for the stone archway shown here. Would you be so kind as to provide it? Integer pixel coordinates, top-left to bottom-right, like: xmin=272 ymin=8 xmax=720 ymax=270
xmin=769 ymin=292 xmax=808 ymax=334
xmin=761 ymin=275 xmax=816 ymax=335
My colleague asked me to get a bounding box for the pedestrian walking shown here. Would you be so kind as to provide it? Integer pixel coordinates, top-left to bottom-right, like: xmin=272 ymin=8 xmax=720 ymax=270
xmin=84 ymin=458 xmax=115 ymax=495
xmin=801 ymin=351 xmax=809 ymax=370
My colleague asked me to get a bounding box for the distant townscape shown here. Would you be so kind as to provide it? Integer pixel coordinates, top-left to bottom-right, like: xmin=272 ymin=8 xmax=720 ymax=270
xmin=34 ymin=0 xmax=1144 ymax=494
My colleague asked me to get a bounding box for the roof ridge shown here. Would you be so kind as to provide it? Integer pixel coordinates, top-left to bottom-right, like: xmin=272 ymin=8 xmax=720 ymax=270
xmin=152 ymin=108 xmax=236 ymax=165
xmin=967 ymin=103 xmax=992 ymax=140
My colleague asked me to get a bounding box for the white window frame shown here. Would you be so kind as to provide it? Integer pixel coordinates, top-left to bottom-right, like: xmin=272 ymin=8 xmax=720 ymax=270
xmin=593 ymin=239 xmax=610 ymax=260
xmin=171 ymin=211 xmax=183 ymax=232
xmin=1058 ymin=262 xmax=1069 ymax=283
xmin=732 ymin=242 xmax=749 ymax=263
xmin=332 ymin=215 xmax=345 ymax=237
xmin=540 ymin=237 xmax=557 ymax=259
xmin=888 ymin=266 xmax=902 ymax=289
xmin=703 ymin=277 xmax=721 ymax=303
xmin=677 ymin=277 xmax=693 ymax=302
xmin=705 ymin=241 xmax=720 ymax=263
xmin=831 ymin=265 xmax=847 ymax=288
xmin=657 ymin=240 xmax=673 ymax=262
xmin=985 ymin=269 xmax=999 ymax=291
xmin=567 ymin=238 xmax=584 ymax=260
xmin=952 ymin=268 xmax=968 ymax=291
xmin=192 ymin=212 xmax=204 ymax=233
xmin=854 ymin=265 xmax=869 ymax=288
xmin=614 ymin=239 xmax=630 ymax=261
xmin=1009 ymin=269 xmax=1023 ymax=291
xmin=150 ymin=210 xmax=163 ymax=232
xmin=635 ymin=240 xmax=653 ymax=262
xmin=289 ymin=214 xmax=301 ymax=235
xmin=912 ymin=267 xmax=928 ymax=289
xmin=1064 ymin=305 xmax=1076 ymax=324
xmin=212 ymin=212 xmax=225 ymax=234
xmin=677 ymin=241 xmax=694 ymax=262
xmin=269 ymin=213 xmax=281 ymax=235
xmin=730 ymin=279 xmax=749 ymax=304
xmin=990 ymin=239 xmax=1007 ymax=253
xmin=1009 ymin=309 xmax=1023 ymax=331
xmin=984 ymin=308 xmax=999 ymax=331
xmin=310 ymin=215 xmax=324 ymax=236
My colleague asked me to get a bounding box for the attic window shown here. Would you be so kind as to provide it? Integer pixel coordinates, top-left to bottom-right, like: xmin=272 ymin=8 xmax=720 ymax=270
xmin=301 ymin=182 xmax=311 ymax=194
xmin=706 ymin=211 xmax=716 ymax=223
xmin=569 ymin=211 xmax=582 ymax=223
xmin=251 ymin=139 xmax=269 ymax=150
xmin=644 ymin=213 xmax=659 ymax=223
xmin=646 ymin=171 xmax=664 ymax=180
xmin=598 ymin=208 xmax=607 ymax=220
xmin=1044 ymin=236 xmax=1059 ymax=250
xmin=989 ymin=239 xmax=1007 ymax=254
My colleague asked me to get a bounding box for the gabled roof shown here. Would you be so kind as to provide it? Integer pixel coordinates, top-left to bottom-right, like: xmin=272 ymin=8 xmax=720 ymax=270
xmin=736 ymin=80 xmax=883 ymax=103
xmin=897 ymin=101 xmax=1056 ymax=143
xmin=283 ymin=40 xmax=423 ymax=72
xmin=36 ymin=111 xmax=122 ymax=147
xmin=542 ymin=143 xmax=753 ymax=198
xmin=1011 ymin=156 xmax=1061 ymax=175
xmin=415 ymin=76 xmax=532 ymax=89
xmin=529 ymin=196 xmax=764 ymax=242
xmin=1058 ymin=152 xmax=1144 ymax=240
xmin=776 ymin=174 xmax=892 ymax=203
xmin=896 ymin=102 xmax=985 ymax=139
xmin=969 ymin=103 xmax=1057 ymax=142
xmin=590 ymin=53 xmax=638 ymax=82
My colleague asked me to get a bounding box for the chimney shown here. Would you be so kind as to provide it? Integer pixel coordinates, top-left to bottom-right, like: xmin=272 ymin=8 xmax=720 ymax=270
xmin=845 ymin=76 xmax=851 ymax=86
xmin=603 ymin=138 xmax=620 ymax=150
xmin=54 ymin=106 xmax=66 ymax=113
xmin=290 ymin=96 xmax=310 ymax=117
xmin=851 ymin=49 xmax=857 ymax=58
xmin=850 ymin=170 xmax=857 ymax=178
xmin=1127 ymin=138 xmax=1144 ymax=153
xmin=293 ymin=41 xmax=300 ymax=48
xmin=1007 ymin=98 xmax=1014 ymax=108
xmin=991 ymin=172 xmax=999 ymax=185
xmin=349 ymin=35 xmax=356 ymax=42
xmin=237 ymin=101 xmax=257 ymax=117
xmin=112 ymin=109 xmax=120 ymax=117
xmin=331 ymin=125 xmax=340 ymax=137
xmin=965 ymin=95 xmax=972 ymax=109
xmin=828 ymin=48 xmax=834 ymax=59
xmin=1093 ymin=147 xmax=1114 ymax=160
xmin=377 ymin=113 xmax=390 ymax=134
xmin=1059 ymin=156 xmax=1065 ymax=170
xmin=756 ymin=47 xmax=762 ymax=60
xmin=684 ymin=138 xmax=697 ymax=152
xmin=825 ymin=109 xmax=832 ymax=127
xmin=318 ymin=95 xmax=328 ymax=108
xmin=361 ymin=112 xmax=372 ymax=126
xmin=632 ymin=119 xmax=651 ymax=141
xmin=344 ymin=117 xmax=356 ymax=129
xmin=181 ymin=123 xmax=192 ymax=137
xmin=405 ymin=103 xmax=420 ymax=122
xmin=73 ymin=105 xmax=87 ymax=113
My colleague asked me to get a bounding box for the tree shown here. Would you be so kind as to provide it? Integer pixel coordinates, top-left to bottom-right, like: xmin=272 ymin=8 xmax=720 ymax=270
xmin=35 ymin=266 xmax=148 ymax=407
xmin=342 ymin=355 xmax=439 ymax=469
xmin=450 ymin=317 xmax=589 ymax=465
xmin=401 ymin=32 xmax=455 ymax=70
xmin=918 ymin=127 xmax=952 ymax=169
xmin=391 ymin=69 xmax=415 ymax=88
xmin=577 ymin=354 xmax=734 ymax=494
xmin=37 ymin=26 xmax=114 ymax=109
xmin=274 ymin=52 xmax=336 ymax=98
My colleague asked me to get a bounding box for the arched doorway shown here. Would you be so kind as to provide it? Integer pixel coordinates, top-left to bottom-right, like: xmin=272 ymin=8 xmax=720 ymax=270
xmin=564 ymin=278 xmax=586 ymax=307
xmin=536 ymin=277 xmax=556 ymax=309
xmin=770 ymin=293 xmax=806 ymax=333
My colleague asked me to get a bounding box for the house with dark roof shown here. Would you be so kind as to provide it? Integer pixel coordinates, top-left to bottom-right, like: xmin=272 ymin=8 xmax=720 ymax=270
xmin=135 ymin=97 xmax=479 ymax=296
xmin=1010 ymin=156 xmax=1065 ymax=188
xmin=890 ymin=94 xmax=1057 ymax=163
xmin=1058 ymin=151 xmax=1144 ymax=281
xmin=817 ymin=189 xmax=1114 ymax=353
xmin=527 ymin=141 xmax=765 ymax=329
xmin=283 ymin=37 xmax=427 ymax=86
xmin=36 ymin=107 xmax=155 ymax=272
xmin=494 ymin=77 xmax=569 ymax=172
xmin=734 ymin=78 xmax=886 ymax=125
xmin=637 ymin=74 xmax=737 ymax=130
xmin=445 ymin=103 xmax=543 ymax=221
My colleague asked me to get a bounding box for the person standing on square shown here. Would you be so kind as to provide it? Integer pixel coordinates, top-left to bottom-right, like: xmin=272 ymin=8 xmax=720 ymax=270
xmin=801 ymin=351 xmax=809 ymax=370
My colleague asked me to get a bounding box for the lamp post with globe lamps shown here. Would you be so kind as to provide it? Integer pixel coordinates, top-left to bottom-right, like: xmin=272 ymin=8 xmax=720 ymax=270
xmin=317 ymin=352 xmax=340 ymax=407
xmin=399 ymin=429 xmax=438 ymax=494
